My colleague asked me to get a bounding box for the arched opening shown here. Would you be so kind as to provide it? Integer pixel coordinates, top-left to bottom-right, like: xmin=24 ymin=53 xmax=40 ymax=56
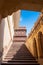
xmin=38 ymin=31 xmax=43 ymax=58
xmin=41 ymin=33 xmax=43 ymax=54
xmin=33 ymin=38 xmax=38 ymax=58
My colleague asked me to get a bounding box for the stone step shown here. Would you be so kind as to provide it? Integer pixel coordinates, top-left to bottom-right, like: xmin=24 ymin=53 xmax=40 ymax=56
xmin=5 ymin=53 xmax=16 ymax=57
xmin=5 ymin=54 xmax=35 ymax=58
xmin=2 ymin=60 xmax=39 ymax=63
xmin=3 ymin=60 xmax=38 ymax=62
xmin=14 ymin=27 xmax=26 ymax=31
xmin=5 ymin=54 xmax=34 ymax=57
xmin=6 ymin=51 xmax=17 ymax=54
xmin=12 ymin=42 xmax=24 ymax=44
xmin=11 ymin=42 xmax=24 ymax=47
xmin=1 ymin=62 xmax=39 ymax=65
xmin=8 ymin=49 xmax=20 ymax=52
xmin=4 ymin=58 xmax=36 ymax=61
xmin=9 ymin=45 xmax=22 ymax=50
xmin=13 ymin=37 xmax=26 ymax=41
xmin=9 ymin=47 xmax=21 ymax=50
xmin=13 ymin=40 xmax=26 ymax=42
xmin=1 ymin=60 xmax=39 ymax=65
xmin=3 ymin=60 xmax=38 ymax=63
xmin=14 ymin=34 xmax=26 ymax=37
xmin=13 ymin=42 xmax=25 ymax=45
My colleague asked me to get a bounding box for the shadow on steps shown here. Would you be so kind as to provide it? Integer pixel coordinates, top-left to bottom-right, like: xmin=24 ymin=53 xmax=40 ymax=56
xmin=2 ymin=44 xmax=39 ymax=65
xmin=11 ymin=44 xmax=36 ymax=60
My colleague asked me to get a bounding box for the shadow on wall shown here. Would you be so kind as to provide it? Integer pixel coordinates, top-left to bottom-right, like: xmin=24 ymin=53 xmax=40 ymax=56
xmin=0 ymin=19 xmax=5 ymax=62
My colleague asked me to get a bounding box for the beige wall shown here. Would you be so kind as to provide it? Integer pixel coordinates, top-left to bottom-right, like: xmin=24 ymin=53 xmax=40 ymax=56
xmin=7 ymin=15 xmax=14 ymax=40
xmin=0 ymin=16 xmax=14 ymax=59
xmin=0 ymin=10 xmax=20 ymax=60
xmin=0 ymin=19 xmax=5 ymax=61
xmin=3 ymin=17 xmax=11 ymax=47
xmin=13 ymin=10 xmax=21 ymax=29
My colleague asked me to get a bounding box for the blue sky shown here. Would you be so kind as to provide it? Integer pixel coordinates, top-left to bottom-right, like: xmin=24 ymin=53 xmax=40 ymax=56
xmin=19 ymin=10 xmax=40 ymax=35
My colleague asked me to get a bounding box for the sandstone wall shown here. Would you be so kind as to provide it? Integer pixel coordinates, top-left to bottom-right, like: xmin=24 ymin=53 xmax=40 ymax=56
xmin=25 ymin=13 xmax=43 ymax=58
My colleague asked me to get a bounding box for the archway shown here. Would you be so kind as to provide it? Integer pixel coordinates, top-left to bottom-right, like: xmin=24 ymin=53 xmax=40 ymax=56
xmin=33 ymin=38 xmax=38 ymax=58
xmin=38 ymin=31 xmax=43 ymax=58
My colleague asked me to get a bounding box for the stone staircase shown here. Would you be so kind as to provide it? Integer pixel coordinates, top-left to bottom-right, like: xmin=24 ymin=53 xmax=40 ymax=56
xmin=1 ymin=27 xmax=40 ymax=65
xmin=2 ymin=44 xmax=39 ymax=65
